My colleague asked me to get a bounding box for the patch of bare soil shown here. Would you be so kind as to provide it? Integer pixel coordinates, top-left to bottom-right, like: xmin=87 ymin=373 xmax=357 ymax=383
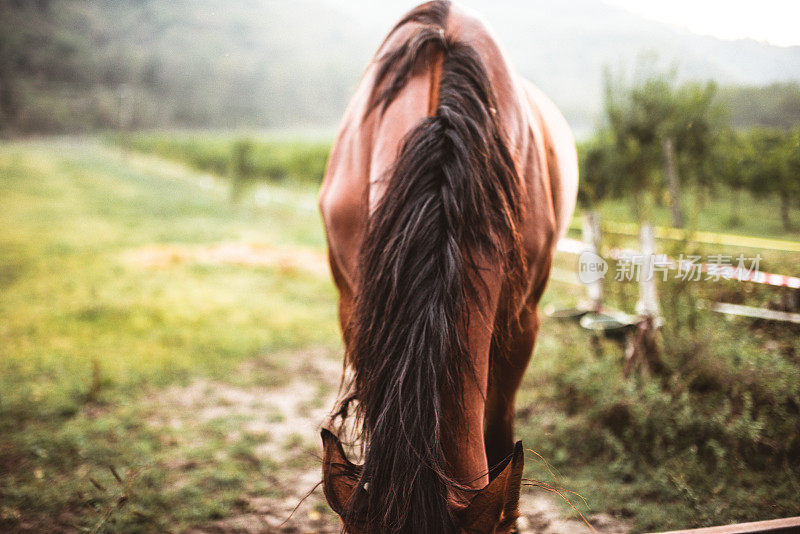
xmin=517 ymin=494 xmax=629 ymax=534
xmin=145 ymin=349 xmax=627 ymax=533
xmin=124 ymin=242 xmax=329 ymax=277
xmin=143 ymin=348 xmax=341 ymax=533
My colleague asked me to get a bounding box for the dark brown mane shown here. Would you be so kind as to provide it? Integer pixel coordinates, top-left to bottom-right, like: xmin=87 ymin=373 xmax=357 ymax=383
xmin=365 ymin=0 xmax=450 ymax=118
xmin=330 ymin=2 xmax=526 ymax=532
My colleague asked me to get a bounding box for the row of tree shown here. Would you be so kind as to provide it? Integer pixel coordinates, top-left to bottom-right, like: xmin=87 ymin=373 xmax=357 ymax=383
xmin=579 ymin=68 xmax=800 ymax=230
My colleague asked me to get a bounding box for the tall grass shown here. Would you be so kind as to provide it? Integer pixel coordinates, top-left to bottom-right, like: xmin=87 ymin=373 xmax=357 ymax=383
xmin=528 ymin=244 xmax=800 ymax=530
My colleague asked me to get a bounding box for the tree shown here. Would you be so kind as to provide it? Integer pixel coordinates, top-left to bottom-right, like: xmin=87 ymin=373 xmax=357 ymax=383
xmin=598 ymin=65 xmax=722 ymax=226
xmin=668 ymin=81 xmax=724 ymax=210
xmin=711 ymin=129 xmax=747 ymax=225
xmin=740 ymin=128 xmax=800 ymax=231
xmin=717 ymin=82 xmax=800 ymax=130
xmin=577 ymin=131 xmax=625 ymax=209
xmin=787 ymin=128 xmax=800 ymax=226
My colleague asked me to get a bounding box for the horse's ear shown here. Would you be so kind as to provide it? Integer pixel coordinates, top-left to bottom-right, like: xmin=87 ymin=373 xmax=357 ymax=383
xmin=459 ymin=441 xmax=524 ymax=533
xmin=499 ymin=441 xmax=525 ymax=531
xmin=321 ymin=428 xmax=359 ymax=517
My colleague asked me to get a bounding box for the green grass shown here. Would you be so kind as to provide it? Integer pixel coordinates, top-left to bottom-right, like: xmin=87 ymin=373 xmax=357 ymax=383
xmin=517 ymin=297 xmax=800 ymax=531
xmin=577 ymin=188 xmax=800 ymax=243
xmin=0 ymin=138 xmax=341 ymax=531
xmin=1 ymin=137 xmax=798 ymax=532
xmin=530 ymin=251 xmax=800 ymax=531
xmin=0 ymin=139 xmax=337 ymax=403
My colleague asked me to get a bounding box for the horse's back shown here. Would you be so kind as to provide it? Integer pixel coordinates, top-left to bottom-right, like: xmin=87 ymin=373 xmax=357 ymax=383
xmin=320 ymin=1 xmax=577 ymax=295
xmin=319 ymin=16 xmax=435 ymax=292
xmin=522 ymin=80 xmax=579 ymax=241
xmin=448 ymin=4 xmax=578 ymax=283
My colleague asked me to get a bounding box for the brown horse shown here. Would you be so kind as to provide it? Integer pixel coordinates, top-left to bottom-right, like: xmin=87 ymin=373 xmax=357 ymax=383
xmin=318 ymin=1 xmax=577 ymax=532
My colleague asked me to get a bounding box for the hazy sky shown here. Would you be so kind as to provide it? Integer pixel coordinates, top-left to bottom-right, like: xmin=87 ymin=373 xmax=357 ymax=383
xmin=603 ymin=0 xmax=800 ymax=46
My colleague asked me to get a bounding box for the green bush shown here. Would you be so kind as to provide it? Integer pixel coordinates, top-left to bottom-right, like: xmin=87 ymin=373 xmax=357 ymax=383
xmin=109 ymin=132 xmax=331 ymax=184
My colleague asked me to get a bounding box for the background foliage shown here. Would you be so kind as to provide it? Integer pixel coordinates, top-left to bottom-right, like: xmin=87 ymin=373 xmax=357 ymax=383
xmin=2 ymin=0 xmax=800 ymax=135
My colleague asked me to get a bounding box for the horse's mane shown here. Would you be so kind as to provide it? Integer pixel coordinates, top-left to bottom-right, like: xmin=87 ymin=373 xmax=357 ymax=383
xmin=334 ymin=1 xmax=525 ymax=531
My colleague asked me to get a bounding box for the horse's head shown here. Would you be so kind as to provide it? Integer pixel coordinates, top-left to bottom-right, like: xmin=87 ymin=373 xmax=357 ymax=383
xmin=321 ymin=429 xmax=525 ymax=533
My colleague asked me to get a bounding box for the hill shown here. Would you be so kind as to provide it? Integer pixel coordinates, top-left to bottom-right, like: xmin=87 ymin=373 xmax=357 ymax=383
xmin=1 ymin=0 xmax=799 ymax=135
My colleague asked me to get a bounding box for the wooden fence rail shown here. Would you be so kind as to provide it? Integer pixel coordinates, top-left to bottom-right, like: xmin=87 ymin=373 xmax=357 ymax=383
xmin=650 ymin=516 xmax=800 ymax=534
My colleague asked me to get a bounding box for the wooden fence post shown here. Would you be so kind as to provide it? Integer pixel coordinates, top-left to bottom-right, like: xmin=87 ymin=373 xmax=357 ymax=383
xmin=582 ymin=211 xmax=603 ymax=312
xmin=624 ymin=222 xmax=663 ymax=377
xmin=637 ymin=222 xmax=659 ymax=318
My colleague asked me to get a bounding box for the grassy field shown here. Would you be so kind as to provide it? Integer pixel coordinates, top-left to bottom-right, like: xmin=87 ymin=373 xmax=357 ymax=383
xmin=1 ymin=138 xmax=798 ymax=533
xmin=111 ymin=132 xmax=332 ymax=185
xmin=0 ymin=139 xmax=343 ymax=532
xmin=111 ymin=131 xmax=800 ymax=243
xmin=575 ymin=194 xmax=800 ymax=243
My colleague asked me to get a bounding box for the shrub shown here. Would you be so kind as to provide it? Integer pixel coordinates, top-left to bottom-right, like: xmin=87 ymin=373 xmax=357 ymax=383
xmin=109 ymin=132 xmax=331 ymax=184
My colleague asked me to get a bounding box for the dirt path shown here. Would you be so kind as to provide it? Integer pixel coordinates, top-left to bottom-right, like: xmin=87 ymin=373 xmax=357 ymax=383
xmin=125 ymin=242 xmax=330 ymax=277
xmin=143 ymin=350 xmax=628 ymax=533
